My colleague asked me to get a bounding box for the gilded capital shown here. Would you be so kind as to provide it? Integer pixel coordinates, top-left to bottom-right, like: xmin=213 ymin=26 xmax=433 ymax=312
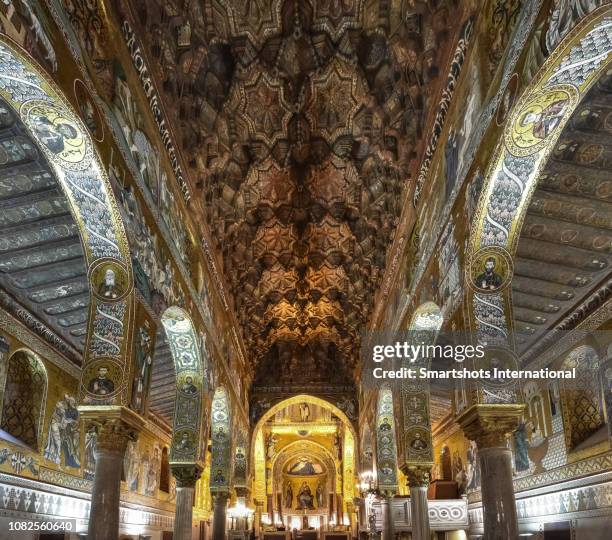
xmin=213 ymin=491 xmax=231 ymax=504
xmin=456 ymin=404 xmax=525 ymax=449
xmin=171 ymin=463 xmax=203 ymax=488
xmin=78 ymin=405 xmax=144 ymax=455
xmin=235 ymin=486 xmax=251 ymax=499
xmin=403 ymin=464 xmax=432 ymax=488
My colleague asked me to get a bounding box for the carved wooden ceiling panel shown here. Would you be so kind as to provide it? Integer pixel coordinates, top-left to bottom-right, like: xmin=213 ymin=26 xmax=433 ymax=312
xmin=514 ymin=72 xmax=612 ymax=355
xmin=0 ymin=96 xmax=88 ymax=356
xmin=124 ymin=0 xmax=461 ymax=381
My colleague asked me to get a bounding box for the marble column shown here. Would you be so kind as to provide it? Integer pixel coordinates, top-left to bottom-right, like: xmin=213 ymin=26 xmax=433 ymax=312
xmin=172 ymin=464 xmax=203 ymax=540
xmin=406 ymin=467 xmax=431 ymax=540
xmin=457 ymin=404 xmax=525 ymax=540
xmin=357 ymin=497 xmax=367 ymax=529
xmin=254 ymin=499 xmax=264 ymax=538
xmin=79 ymin=407 xmax=142 ymax=540
xmin=379 ymin=494 xmax=395 ymax=540
xmin=212 ymin=491 xmax=231 ymax=540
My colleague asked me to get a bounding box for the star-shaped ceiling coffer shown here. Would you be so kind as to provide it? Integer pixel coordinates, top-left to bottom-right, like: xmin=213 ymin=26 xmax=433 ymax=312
xmin=130 ymin=0 xmax=462 ymax=385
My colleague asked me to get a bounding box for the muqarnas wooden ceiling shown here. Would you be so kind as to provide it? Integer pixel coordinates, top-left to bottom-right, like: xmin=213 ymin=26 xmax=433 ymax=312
xmin=122 ymin=0 xmax=463 ymax=383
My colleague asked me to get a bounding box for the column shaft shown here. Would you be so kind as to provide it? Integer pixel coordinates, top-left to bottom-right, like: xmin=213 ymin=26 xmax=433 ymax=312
xmin=88 ymin=447 xmax=124 ymax=540
xmin=172 ymin=464 xmax=203 ymax=540
xmin=456 ymin=404 xmax=525 ymax=540
xmin=81 ymin=411 xmax=140 ymax=540
xmin=213 ymin=493 xmax=230 ymax=540
xmin=174 ymin=485 xmax=196 ymax=540
xmin=480 ymin=447 xmax=518 ymax=540
xmin=380 ymin=496 xmax=395 ymax=540
xmin=409 ymin=486 xmax=430 ymax=540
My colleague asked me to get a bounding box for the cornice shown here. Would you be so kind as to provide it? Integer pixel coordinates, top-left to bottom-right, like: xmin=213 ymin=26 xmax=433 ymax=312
xmin=369 ymin=0 xmax=544 ymax=334
xmin=0 ymin=304 xmax=80 ymax=378
xmin=43 ymin=0 xmax=249 ymax=423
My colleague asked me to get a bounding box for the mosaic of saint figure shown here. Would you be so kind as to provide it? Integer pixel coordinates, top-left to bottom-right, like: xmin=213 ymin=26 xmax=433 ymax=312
xmin=297 ymin=482 xmax=315 ymax=510
xmin=31 ymin=114 xmax=77 ymax=154
xmin=98 ymin=268 xmax=119 ymax=299
xmin=513 ymin=420 xmax=530 ymax=472
xmin=475 ymin=257 xmax=503 ymax=291
xmin=284 ymin=482 xmax=293 ymax=508
xmin=521 ymin=100 xmax=567 ymax=139
xmin=131 ymin=325 xmax=153 ymax=412
xmin=88 ymin=366 xmax=115 ymax=396
xmin=43 ymin=394 xmax=80 ymax=468
xmin=316 ymin=483 xmax=324 ymax=508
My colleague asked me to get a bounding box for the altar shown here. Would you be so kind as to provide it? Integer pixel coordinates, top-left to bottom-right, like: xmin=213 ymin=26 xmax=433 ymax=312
xmin=281 ymin=512 xmax=332 ymax=531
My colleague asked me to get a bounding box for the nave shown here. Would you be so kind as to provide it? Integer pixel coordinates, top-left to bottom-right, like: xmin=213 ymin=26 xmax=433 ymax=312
xmin=0 ymin=1 xmax=611 ymax=540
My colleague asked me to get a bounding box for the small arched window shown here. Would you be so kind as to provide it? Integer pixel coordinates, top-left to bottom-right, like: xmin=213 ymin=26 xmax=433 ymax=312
xmin=159 ymin=446 xmax=170 ymax=493
xmin=0 ymin=350 xmax=47 ymax=449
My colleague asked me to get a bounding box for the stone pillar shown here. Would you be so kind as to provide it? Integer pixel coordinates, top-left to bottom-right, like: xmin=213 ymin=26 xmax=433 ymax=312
xmin=212 ymin=491 xmax=231 ymax=540
xmin=406 ymin=467 xmax=431 ymax=540
xmin=254 ymin=499 xmax=264 ymax=538
xmin=346 ymin=499 xmax=357 ymax=539
xmin=379 ymin=495 xmax=394 ymax=540
xmin=457 ymin=404 xmax=525 ymax=540
xmin=172 ymin=464 xmax=203 ymax=540
xmin=79 ymin=407 xmax=143 ymax=540
xmin=357 ymin=497 xmax=367 ymax=528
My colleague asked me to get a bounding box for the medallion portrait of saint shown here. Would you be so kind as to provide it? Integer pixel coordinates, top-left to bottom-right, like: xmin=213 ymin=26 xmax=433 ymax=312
xmin=180 ymin=375 xmax=198 ymax=395
xmin=410 ymin=432 xmax=428 ymax=451
xmin=88 ymin=366 xmax=115 ymax=396
xmin=23 ymin=102 xmax=89 ymax=167
xmin=508 ymin=88 xmax=576 ymax=154
xmin=475 ymin=257 xmax=503 ymax=291
xmin=98 ymin=268 xmax=119 ymax=299
xmin=520 ymin=100 xmax=567 ymax=140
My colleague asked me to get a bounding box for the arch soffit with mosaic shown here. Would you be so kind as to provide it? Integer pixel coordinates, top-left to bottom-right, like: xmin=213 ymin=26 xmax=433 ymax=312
xmin=398 ymin=302 xmax=443 ymax=469
xmin=375 ymin=384 xmax=400 ymax=493
xmin=209 ymin=385 xmax=233 ymax=493
xmin=467 ymin=7 xmax=612 ymax=362
xmin=0 ymin=36 xmax=134 ymax=406
xmin=160 ymin=306 xmax=207 ymax=465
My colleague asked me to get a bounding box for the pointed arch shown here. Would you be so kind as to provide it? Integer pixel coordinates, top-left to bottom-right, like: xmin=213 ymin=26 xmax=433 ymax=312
xmin=359 ymin=421 xmax=374 ymax=474
xmin=465 ymin=7 xmax=612 ymax=387
xmin=161 ymin=306 xmax=205 ymax=464
xmin=233 ymin=423 xmax=249 ymax=489
xmin=375 ymin=384 xmax=399 ymax=494
xmin=399 ymin=302 xmax=444 ymax=469
xmin=0 ymin=37 xmax=134 ymax=404
xmin=210 ymin=385 xmax=232 ymax=493
xmin=0 ymin=349 xmax=47 ymax=450
xmin=250 ymin=394 xmax=358 ymax=511
xmin=272 ymin=440 xmax=338 ymax=513
xmin=251 ymin=395 xmax=358 ymax=446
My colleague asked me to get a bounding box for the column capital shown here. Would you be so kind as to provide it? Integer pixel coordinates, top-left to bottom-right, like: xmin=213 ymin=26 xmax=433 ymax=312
xmin=78 ymin=405 xmax=144 ymax=454
xmin=456 ymin=404 xmax=525 ymax=448
xmin=235 ymin=486 xmax=251 ymax=499
xmin=171 ymin=463 xmax=203 ymax=488
xmin=212 ymin=490 xmax=232 ymax=503
xmin=403 ymin=464 xmax=432 ymax=488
